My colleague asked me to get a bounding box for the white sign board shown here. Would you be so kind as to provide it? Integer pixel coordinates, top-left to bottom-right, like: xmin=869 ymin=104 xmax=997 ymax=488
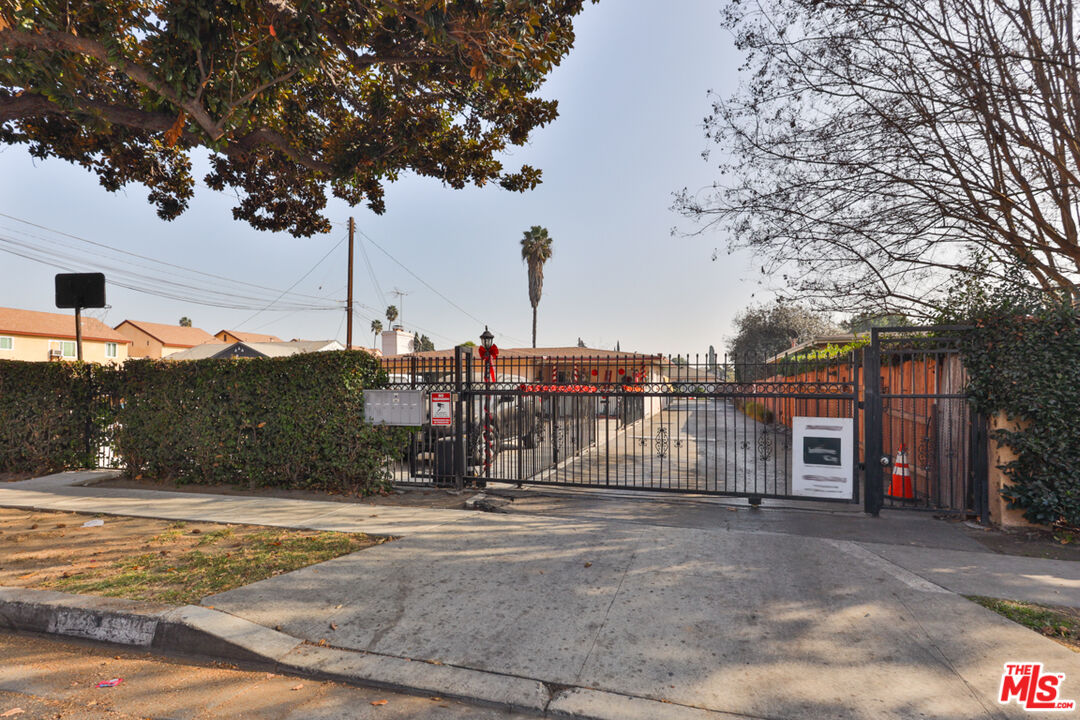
xmin=792 ymin=417 xmax=854 ymax=500
xmin=430 ymin=392 xmax=452 ymax=426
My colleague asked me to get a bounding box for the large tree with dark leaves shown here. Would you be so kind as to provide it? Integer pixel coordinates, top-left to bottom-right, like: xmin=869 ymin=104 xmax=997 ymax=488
xmin=0 ymin=1 xmax=592 ymax=236
xmin=676 ymin=0 xmax=1080 ymax=317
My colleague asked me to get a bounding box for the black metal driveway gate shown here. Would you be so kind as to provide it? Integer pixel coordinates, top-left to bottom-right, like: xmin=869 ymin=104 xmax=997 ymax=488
xmin=393 ymin=347 xmax=861 ymax=504
xmin=390 ymin=333 xmax=988 ymax=518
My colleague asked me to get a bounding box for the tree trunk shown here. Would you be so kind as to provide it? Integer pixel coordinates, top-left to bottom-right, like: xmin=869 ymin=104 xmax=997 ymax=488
xmin=531 ymin=305 xmax=537 ymax=348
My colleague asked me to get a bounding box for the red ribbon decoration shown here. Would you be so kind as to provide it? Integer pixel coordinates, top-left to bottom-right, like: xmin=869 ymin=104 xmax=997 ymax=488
xmin=478 ymin=344 xmax=498 ymax=382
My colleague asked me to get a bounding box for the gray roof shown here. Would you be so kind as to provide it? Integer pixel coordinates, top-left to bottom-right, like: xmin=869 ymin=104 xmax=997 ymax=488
xmin=165 ymin=343 xmax=233 ymax=360
xmin=165 ymin=340 xmax=343 ymax=360
xmin=242 ymin=340 xmax=342 ymax=357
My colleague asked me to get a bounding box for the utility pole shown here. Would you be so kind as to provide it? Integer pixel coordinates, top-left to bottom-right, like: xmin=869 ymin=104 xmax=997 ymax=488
xmin=346 ymin=217 xmax=355 ymax=350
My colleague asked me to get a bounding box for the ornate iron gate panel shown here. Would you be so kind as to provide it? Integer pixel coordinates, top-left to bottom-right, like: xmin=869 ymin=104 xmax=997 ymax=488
xmin=384 ymin=334 xmax=986 ymax=515
xmin=415 ymin=348 xmax=861 ymax=502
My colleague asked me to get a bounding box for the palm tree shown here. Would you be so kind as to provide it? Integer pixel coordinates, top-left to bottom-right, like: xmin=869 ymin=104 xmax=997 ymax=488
xmin=370 ymin=319 xmax=382 ymax=347
xmin=520 ymin=225 xmax=553 ymax=348
xmin=385 ymin=305 xmax=398 ymax=327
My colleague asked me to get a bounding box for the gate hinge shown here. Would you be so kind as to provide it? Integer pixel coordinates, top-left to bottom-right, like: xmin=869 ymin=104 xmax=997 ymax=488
xmin=857 ymin=401 xmax=865 ymax=409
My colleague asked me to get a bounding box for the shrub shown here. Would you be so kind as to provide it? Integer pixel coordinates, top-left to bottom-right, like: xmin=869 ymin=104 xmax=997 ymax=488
xmin=0 ymin=360 xmax=99 ymax=473
xmin=737 ymin=399 xmax=775 ymax=425
xmin=114 ymin=351 xmax=406 ymax=493
xmin=941 ymin=269 xmax=1080 ymax=530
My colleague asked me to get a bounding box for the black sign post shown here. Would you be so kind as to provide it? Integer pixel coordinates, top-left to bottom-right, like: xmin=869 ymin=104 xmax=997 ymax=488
xmin=55 ymin=273 xmax=106 ymax=362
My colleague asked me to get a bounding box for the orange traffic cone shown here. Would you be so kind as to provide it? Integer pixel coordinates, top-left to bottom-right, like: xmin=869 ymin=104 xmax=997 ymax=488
xmin=887 ymin=444 xmax=914 ymax=499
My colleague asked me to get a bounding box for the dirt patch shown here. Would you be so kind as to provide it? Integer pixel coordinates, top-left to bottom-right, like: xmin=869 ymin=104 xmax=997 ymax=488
xmin=93 ymin=475 xmax=479 ymax=509
xmin=0 ymin=472 xmax=36 ymax=483
xmin=0 ymin=508 xmax=385 ymax=605
xmin=957 ymin=521 xmax=1080 ymax=562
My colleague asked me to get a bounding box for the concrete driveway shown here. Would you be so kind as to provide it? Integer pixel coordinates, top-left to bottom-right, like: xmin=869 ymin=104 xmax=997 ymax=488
xmin=5 ymin=473 xmax=1078 ymax=719
xmin=206 ymin=511 xmax=1080 ymax=719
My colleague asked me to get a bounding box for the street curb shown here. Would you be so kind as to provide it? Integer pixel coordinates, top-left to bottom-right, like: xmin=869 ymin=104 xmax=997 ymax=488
xmin=0 ymin=586 xmax=549 ymax=712
xmin=0 ymin=586 xmax=747 ymax=719
xmin=549 ymin=687 xmax=756 ymax=720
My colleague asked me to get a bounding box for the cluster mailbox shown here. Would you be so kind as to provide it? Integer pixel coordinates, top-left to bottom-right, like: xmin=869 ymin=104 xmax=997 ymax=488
xmin=363 ymin=390 xmax=424 ymax=426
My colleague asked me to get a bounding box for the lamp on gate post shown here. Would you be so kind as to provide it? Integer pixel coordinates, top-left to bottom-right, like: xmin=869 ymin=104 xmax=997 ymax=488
xmin=478 ymin=327 xmax=497 ymax=478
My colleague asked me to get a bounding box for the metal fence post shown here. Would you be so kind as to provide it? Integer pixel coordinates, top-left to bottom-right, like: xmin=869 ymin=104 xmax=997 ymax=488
xmin=454 ymin=345 xmax=465 ymax=491
xmin=863 ymin=328 xmax=883 ymax=516
xmin=851 ymin=347 xmax=862 ymax=506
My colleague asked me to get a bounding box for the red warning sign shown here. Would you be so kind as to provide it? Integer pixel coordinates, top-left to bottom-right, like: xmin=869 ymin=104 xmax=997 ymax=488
xmin=430 ymin=392 xmax=452 ymax=426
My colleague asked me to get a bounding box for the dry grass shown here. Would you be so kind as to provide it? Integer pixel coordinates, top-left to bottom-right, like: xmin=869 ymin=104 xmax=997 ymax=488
xmin=0 ymin=508 xmax=387 ymax=604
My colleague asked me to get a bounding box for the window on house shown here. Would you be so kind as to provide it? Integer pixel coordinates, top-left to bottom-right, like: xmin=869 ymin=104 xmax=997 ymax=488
xmin=49 ymin=340 xmax=76 ymax=358
xmin=105 ymin=342 xmax=117 ymax=358
xmin=0 ymin=336 xmax=12 ymax=351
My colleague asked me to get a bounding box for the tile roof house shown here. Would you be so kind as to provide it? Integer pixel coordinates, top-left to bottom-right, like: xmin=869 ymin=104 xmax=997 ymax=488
xmin=114 ymin=319 xmax=218 ymax=359
xmin=381 ymin=346 xmax=669 ymax=422
xmin=0 ymin=306 xmax=131 ymax=364
xmin=381 ymin=346 xmax=666 ymax=383
xmin=214 ymin=330 xmax=283 ymax=343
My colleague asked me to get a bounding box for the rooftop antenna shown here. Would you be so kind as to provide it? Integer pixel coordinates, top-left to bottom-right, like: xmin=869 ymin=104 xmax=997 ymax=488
xmin=390 ymin=288 xmax=411 ymax=329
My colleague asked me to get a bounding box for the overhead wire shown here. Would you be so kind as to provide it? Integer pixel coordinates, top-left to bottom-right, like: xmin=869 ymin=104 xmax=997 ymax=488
xmin=353 ymin=307 xmax=455 ymax=345
xmin=0 ymin=234 xmax=338 ymax=312
xmin=355 ymin=226 xmax=529 ymax=346
xmin=356 ymin=234 xmax=387 ymax=310
xmin=250 ymin=284 xmax=347 ymax=332
xmin=0 ymin=209 xmax=528 ymax=346
xmin=233 ymin=233 xmax=348 ymax=328
xmin=0 ymin=213 xmax=336 ymax=305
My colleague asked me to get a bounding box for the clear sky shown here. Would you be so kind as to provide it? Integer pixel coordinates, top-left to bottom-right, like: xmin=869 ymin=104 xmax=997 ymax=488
xmin=0 ymin=1 xmax=766 ymax=357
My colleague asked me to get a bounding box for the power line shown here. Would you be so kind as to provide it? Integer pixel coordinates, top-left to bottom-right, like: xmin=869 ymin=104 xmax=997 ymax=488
xmin=355 ymin=226 xmax=529 ymax=346
xmin=250 ymin=284 xmax=346 ymax=332
xmin=0 ymin=215 xmax=344 ymax=313
xmin=234 ymin=234 xmax=348 ymax=328
xmin=0 ymin=212 xmax=335 ymax=305
xmin=356 ymin=235 xmax=386 ymax=310
xmin=0 ymin=234 xmax=338 ymax=312
xmin=351 ymin=307 xmax=455 ymax=345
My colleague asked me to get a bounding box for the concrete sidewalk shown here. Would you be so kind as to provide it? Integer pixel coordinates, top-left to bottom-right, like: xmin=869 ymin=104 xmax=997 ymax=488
xmin=2 ymin=472 xmax=1079 ymax=719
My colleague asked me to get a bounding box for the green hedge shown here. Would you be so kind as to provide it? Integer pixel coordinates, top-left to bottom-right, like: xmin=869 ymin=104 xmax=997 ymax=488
xmin=0 ymin=352 xmax=406 ymax=493
xmin=115 ymin=351 xmax=405 ymax=493
xmin=939 ymin=265 xmax=1080 ymax=530
xmin=770 ymin=339 xmax=868 ymax=378
xmin=0 ymin=360 xmax=99 ymax=473
xmin=959 ymin=300 xmax=1080 ymax=529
